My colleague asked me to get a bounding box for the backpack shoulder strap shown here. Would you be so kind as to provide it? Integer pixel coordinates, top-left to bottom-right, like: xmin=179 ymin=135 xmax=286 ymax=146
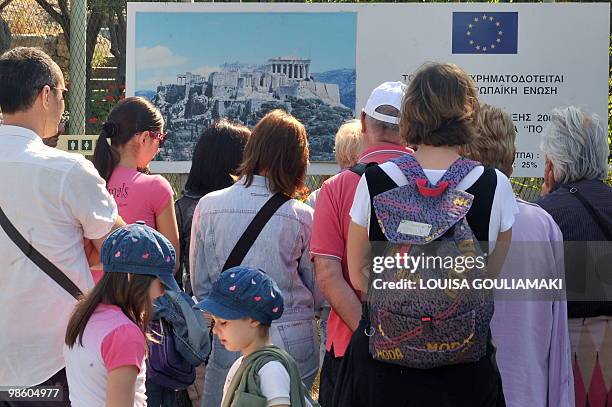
xmin=465 ymin=167 xmax=497 ymax=244
xmin=364 ymin=165 xmax=398 ymax=241
xmin=389 ymin=154 xmax=427 ymax=184
xmin=438 ymin=157 xmax=480 ymax=189
xmin=247 ymin=346 xmax=319 ymax=407
xmin=222 ymin=193 xmax=290 ymax=272
xmin=349 ymin=162 xmax=378 ymax=177
xmin=391 ymin=154 xmax=479 ymax=189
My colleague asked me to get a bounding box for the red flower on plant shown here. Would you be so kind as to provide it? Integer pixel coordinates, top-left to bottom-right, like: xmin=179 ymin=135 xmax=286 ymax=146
xmin=105 ymin=95 xmax=115 ymax=102
xmin=87 ymin=117 xmax=98 ymax=124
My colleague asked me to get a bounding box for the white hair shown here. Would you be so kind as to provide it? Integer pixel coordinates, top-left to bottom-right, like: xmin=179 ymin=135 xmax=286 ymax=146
xmin=540 ymin=106 xmax=609 ymax=184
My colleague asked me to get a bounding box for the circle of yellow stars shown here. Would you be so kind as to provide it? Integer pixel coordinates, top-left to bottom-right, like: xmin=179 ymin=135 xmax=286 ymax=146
xmin=465 ymin=14 xmax=503 ymax=53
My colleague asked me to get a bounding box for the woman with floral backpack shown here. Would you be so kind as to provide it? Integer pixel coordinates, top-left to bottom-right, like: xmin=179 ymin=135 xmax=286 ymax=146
xmin=336 ymin=62 xmax=518 ymax=407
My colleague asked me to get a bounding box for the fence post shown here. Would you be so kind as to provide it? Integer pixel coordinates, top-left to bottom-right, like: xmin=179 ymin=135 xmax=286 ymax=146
xmin=69 ymin=0 xmax=87 ymax=135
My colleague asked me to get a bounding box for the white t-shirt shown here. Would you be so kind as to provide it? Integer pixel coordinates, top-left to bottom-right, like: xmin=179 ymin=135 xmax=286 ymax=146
xmin=349 ymin=162 xmax=518 ymax=248
xmin=0 ymin=125 xmax=117 ymax=386
xmin=223 ymin=356 xmax=313 ymax=407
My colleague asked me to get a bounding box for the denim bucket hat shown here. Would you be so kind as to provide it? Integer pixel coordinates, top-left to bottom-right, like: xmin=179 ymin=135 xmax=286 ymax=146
xmin=101 ymin=221 xmax=179 ymax=291
xmin=194 ymin=266 xmax=284 ymax=326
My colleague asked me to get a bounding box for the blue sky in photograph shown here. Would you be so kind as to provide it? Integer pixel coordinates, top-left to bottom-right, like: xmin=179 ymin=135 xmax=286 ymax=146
xmin=135 ymin=12 xmax=356 ymax=91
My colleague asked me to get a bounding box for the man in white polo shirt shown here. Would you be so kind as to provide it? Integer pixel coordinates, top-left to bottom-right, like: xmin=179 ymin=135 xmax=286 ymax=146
xmin=0 ymin=47 xmax=122 ymax=404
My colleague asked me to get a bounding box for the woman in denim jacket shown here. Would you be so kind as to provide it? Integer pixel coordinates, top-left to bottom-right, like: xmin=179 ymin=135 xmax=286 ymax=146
xmin=190 ymin=110 xmax=323 ymax=407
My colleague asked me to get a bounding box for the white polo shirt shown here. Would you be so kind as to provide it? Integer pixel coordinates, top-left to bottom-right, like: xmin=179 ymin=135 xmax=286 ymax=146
xmin=0 ymin=125 xmax=118 ymax=386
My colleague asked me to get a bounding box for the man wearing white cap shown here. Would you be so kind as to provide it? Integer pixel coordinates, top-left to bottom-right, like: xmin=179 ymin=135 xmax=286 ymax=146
xmin=310 ymin=81 xmax=412 ymax=406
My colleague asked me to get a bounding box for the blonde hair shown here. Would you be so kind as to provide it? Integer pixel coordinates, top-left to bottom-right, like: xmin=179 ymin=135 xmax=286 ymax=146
xmin=462 ymin=104 xmax=516 ymax=177
xmin=334 ymin=119 xmax=363 ymax=168
xmin=400 ymin=62 xmax=480 ymax=147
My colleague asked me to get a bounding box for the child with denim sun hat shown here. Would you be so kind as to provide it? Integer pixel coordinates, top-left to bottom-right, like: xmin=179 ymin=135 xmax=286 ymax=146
xmin=63 ymin=222 xmax=177 ymax=407
xmin=194 ymin=266 xmax=319 ymax=407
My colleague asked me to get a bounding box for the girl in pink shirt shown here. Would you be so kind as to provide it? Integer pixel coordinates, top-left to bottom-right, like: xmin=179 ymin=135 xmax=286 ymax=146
xmin=64 ymin=223 xmax=179 ymax=407
xmin=92 ymin=97 xmax=179 ymax=280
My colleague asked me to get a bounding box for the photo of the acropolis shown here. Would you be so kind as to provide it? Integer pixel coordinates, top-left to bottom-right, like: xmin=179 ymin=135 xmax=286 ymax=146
xmin=133 ymin=11 xmax=356 ymax=163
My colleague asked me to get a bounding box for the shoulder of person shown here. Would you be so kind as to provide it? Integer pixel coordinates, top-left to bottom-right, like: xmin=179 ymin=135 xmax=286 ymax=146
xmin=322 ymin=168 xmax=361 ymax=189
xmin=533 ymin=187 xmax=563 ymax=210
xmin=257 ymin=359 xmax=290 ymax=380
xmin=196 ymin=184 xmax=235 ymax=209
xmin=44 ymin=146 xmax=99 ymax=175
xmin=516 ymin=199 xmax=558 ymax=227
xmin=147 ymin=173 xmax=172 ymax=188
xmin=288 ymin=198 xmax=314 ymax=221
xmin=375 ymin=160 xmax=402 ymax=179
xmin=105 ymin=322 xmax=145 ymax=342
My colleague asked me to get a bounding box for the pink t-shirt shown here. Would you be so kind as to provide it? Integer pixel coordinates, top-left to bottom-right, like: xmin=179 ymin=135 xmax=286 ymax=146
xmin=107 ymin=166 xmax=174 ymax=228
xmin=63 ymin=303 xmax=147 ymax=407
xmin=310 ymin=144 xmax=412 ymax=357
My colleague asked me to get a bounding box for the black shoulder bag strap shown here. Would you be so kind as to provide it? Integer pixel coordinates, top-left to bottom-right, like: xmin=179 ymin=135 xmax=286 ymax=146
xmin=561 ymin=184 xmax=612 ymax=240
xmin=0 ymin=205 xmax=83 ymax=299
xmin=222 ymin=193 xmax=291 ymax=272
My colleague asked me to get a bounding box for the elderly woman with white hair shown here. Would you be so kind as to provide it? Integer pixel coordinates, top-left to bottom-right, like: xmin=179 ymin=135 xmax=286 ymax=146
xmin=536 ymin=106 xmax=611 ymax=407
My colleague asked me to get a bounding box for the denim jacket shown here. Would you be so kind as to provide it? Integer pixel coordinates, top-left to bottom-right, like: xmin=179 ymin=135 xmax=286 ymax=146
xmin=152 ymin=290 xmax=211 ymax=367
xmin=190 ymin=175 xmax=323 ymax=321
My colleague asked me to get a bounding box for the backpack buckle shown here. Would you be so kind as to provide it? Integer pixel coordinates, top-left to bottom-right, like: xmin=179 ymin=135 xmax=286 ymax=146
xmin=416 ymin=179 xmax=449 ymax=197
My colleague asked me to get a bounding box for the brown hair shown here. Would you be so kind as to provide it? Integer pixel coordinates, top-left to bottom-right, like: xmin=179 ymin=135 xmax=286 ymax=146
xmin=400 ymin=62 xmax=480 ymax=147
xmin=462 ymin=104 xmax=516 ymax=177
xmin=65 ymin=273 xmax=156 ymax=348
xmin=238 ymin=109 xmax=308 ymax=197
xmin=92 ymin=97 xmax=164 ymax=182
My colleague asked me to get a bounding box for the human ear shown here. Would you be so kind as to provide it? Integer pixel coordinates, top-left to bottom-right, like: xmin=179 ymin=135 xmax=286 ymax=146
xmin=540 ymin=158 xmax=555 ymax=196
xmin=360 ymin=111 xmax=367 ymax=134
xmin=140 ymin=131 xmax=149 ymax=144
xmin=40 ymin=85 xmax=51 ymax=110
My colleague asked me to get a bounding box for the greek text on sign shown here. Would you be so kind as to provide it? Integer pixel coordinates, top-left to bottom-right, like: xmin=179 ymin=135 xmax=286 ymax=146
xmin=126 ymin=3 xmax=609 ymax=177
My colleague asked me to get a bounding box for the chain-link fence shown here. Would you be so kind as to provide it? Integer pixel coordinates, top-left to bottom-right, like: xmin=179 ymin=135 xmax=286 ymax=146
xmin=0 ymin=0 xmax=126 ymax=134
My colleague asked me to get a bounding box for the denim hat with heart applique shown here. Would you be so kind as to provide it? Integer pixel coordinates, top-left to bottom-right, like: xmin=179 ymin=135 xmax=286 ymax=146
xmin=193 ymin=266 xmax=284 ymax=326
xmin=101 ymin=221 xmax=179 ymax=291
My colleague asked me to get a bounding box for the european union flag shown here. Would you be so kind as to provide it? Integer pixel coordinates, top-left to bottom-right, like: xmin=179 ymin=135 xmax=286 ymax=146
xmin=452 ymin=12 xmax=518 ymax=54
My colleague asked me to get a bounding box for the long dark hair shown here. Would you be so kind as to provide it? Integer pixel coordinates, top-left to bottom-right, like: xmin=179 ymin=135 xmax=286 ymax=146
xmin=92 ymin=97 xmax=164 ymax=182
xmin=65 ymin=273 xmax=156 ymax=348
xmin=184 ymin=119 xmax=250 ymax=196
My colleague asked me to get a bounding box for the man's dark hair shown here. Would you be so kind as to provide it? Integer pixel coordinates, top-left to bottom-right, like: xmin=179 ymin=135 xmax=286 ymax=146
xmin=0 ymin=47 xmax=59 ymax=114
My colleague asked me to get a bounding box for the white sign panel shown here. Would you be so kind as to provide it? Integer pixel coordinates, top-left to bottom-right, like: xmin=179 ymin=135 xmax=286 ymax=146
xmin=127 ymin=3 xmax=609 ymax=176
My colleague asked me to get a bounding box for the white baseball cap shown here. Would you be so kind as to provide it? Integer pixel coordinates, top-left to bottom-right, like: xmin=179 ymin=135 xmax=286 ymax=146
xmin=362 ymin=81 xmax=406 ymax=125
